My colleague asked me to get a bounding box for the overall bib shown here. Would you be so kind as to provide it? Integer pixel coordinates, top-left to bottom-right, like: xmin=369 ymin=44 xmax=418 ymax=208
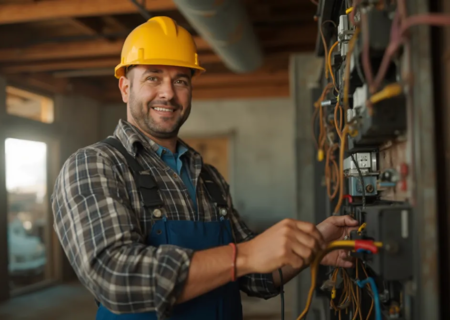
xmin=96 ymin=138 xmax=243 ymax=320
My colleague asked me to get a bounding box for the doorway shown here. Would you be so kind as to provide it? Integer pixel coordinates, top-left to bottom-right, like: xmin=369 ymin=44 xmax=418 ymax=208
xmin=182 ymin=136 xmax=231 ymax=182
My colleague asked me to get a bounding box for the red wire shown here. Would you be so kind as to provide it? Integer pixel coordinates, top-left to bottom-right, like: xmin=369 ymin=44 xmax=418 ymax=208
xmin=342 ymin=194 xmax=353 ymax=204
xmin=355 ymin=240 xmax=379 ymax=254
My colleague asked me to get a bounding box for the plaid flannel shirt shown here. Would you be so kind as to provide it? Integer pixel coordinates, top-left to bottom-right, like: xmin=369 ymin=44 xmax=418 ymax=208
xmin=51 ymin=119 xmax=278 ymax=319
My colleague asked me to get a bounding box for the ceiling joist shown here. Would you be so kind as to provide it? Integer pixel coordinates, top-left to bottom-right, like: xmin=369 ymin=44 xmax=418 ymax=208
xmin=102 ymin=83 xmax=290 ymax=102
xmin=0 ymin=0 xmax=176 ymax=25
xmin=0 ymin=36 xmax=210 ymax=63
xmin=0 ymin=53 xmax=225 ymax=74
xmin=0 ymin=0 xmax=317 ymax=101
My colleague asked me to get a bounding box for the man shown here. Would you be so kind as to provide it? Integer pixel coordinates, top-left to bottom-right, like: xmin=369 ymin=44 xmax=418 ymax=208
xmin=51 ymin=16 xmax=358 ymax=320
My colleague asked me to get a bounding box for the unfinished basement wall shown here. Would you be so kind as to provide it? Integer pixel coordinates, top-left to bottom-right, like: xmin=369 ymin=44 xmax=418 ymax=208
xmin=54 ymin=94 xmax=102 ymax=281
xmin=55 ymin=94 xmax=102 ymax=162
xmin=100 ymin=98 xmax=296 ymax=232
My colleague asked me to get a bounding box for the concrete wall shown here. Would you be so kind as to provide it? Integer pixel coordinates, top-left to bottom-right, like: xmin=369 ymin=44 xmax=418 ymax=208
xmin=55 ymin=94 xmax=102 ymax=161
xmin=101 ymin=98 xmax=296 ymax=232
xmin=54 ymin=94 xmax=102 ymax=280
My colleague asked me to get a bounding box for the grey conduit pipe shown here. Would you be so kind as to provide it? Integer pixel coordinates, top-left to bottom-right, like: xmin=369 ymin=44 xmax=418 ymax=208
xmin=172 ymin=0 xmax=264 ymax=73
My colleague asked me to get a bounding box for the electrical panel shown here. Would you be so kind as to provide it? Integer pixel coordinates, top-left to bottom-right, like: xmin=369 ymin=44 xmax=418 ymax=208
xmin=308 ymin=0 xmax=416 ymax=319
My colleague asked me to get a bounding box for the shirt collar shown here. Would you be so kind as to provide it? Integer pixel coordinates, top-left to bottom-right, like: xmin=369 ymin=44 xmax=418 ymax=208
xmin=113 ymin=119 xmax=160 ymax=157
xmin=156 ymin=143 xmax=189 ymax=158
xmin=113 ymin=119 xmax=199 ymax=159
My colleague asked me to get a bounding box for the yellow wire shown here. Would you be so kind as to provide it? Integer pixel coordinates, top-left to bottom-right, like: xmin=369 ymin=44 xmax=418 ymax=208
xmin=361 ymin=263 xmax=374 ymax=320
xmin=296 ymin=241 xmax=383 ymax=320
xmin=358 ymin=222 xmax=367 ymax=234
xmin=369 ymin=83 xmax=403 ymax=104
xmin=328 ymin=41 xmax=339 ymax=92
xmin=334 ymin=102 xmax=343 ymax=140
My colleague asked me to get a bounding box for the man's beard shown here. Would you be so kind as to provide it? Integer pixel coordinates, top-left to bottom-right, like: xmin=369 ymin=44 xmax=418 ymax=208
xmin=129 ymin=91 xmax=190 ymax=139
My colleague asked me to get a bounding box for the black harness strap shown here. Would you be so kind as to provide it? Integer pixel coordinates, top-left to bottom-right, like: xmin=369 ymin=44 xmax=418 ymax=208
xmin=200 ymin=166 xmax=228 ymax=207
xmin=103 ymin=137 xmax=227 ymax=209
xmin=102 ymin=137 xmax=163 ymax=208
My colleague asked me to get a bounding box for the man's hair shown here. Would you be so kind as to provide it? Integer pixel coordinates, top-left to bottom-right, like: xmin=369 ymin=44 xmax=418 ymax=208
xmin=125 ymin=65 xmax=135 ymax=79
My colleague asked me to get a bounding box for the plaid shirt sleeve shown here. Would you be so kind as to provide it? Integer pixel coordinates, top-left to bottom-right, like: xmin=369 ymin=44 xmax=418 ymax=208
xmin=51 ymin=147 xmax=193 ymax=319
xmin=206 ymin=165 xmax=280 ymax=299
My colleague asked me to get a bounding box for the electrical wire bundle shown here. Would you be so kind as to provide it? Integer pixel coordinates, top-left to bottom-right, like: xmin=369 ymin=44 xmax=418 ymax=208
xmin=296 ymin=240 xmax=383 ymax=320
xmin=306 ymin=2 xmax=450 ymax=320
xmin=329 ymin=261 xmax=375 ymax=320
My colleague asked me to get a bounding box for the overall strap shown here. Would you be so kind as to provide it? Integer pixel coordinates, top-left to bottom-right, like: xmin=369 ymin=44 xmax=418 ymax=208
xmin=102 ymin=137 xmax=163 ymax=208
xmin=200 ymin=166 xmax=228 ymax=207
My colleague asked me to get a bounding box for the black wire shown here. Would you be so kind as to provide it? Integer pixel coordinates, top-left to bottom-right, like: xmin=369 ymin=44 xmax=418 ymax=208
xmin=350 ymin=153 xmax=366 ymax=208
xmin=353 ymin=39 xmax=366 ymax=84
xmin=278 ymin=268 xmax=285 ymax=320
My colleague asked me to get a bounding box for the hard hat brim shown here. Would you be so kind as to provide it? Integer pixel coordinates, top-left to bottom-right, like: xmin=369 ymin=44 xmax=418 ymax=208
xmin=115 ymin=59 xmax=206 ymax=79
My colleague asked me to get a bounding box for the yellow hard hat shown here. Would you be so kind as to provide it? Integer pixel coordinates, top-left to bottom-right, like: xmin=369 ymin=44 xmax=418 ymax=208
xmin=114 ymin=16 xmax=205 ymax=79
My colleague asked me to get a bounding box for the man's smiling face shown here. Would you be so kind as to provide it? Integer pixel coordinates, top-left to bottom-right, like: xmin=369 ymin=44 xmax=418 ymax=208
xmin=123 ymin=64 xmax=193 ymax=139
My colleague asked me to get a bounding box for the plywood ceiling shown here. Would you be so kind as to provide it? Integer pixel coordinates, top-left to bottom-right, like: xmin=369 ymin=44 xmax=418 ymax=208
xmin=0 ymin=0 xmax=318 ymax=101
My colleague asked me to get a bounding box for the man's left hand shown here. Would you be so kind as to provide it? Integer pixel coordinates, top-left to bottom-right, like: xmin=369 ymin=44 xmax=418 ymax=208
xmin=316 ymin=215 xmax=359 ymax=268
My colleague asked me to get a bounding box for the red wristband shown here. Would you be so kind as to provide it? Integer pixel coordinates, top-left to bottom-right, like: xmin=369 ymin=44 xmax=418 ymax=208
xmin=229 ymin=243 xmax=237 ymax=281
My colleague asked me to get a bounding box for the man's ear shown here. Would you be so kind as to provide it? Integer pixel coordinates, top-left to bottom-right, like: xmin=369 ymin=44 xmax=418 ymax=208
xmin=118 ymin=76 xmax=130 ymax=103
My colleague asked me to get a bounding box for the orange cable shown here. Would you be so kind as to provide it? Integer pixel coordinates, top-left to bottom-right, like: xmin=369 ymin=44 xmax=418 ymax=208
xmin=328 ymin=41 xmax=339 ymax=92
xmin=334 ymin=102 xmax=343 ymax=140
xmin=333 ymin=125 xmax=349 ymax=214
xmin=326 ymin=145 xmax=340 ymax=199
xmin=361 ymin=263 xmax=374 ymax=320
xmin=297 ymin=241 xmax=383 ymax=320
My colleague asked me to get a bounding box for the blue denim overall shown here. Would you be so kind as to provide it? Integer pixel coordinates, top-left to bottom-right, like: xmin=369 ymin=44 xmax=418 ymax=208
xmin=96 ymin=138 xmax=243 ymax=320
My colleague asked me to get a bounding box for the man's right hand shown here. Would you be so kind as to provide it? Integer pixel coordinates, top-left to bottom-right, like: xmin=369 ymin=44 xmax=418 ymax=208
xmin=236 ymin=219 xmax=326 ymax=276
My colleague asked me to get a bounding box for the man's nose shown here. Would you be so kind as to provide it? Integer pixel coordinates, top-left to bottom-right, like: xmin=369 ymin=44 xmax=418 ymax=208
xmin=157 ymin=80 xmax=175 ymax=101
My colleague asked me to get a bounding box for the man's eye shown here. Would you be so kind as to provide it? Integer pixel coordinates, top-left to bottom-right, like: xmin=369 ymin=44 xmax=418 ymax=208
xmin=175 ymin=80 xmax=189 ymax=85
xmin=146 ymin=77 xmax=158 ymax=82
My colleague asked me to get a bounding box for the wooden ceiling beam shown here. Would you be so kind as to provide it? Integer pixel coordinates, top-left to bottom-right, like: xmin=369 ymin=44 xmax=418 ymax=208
xmin=5 ymin=74 xmax=69 ymax=95
xmin=6 ymin=73 xmax=107 ymax=102
xmin=0 ymin=24 xmax=315 ymax=64
xmin=0 ymin=36 xmax=210 ymax=63
xmin=259 ymin=25 xmax=317 ymax=47
xmin=1 ymin=57 xmax=120 ymax=74
xmin=101 ymin=16 xmax=129 ymax=32
xmin=99 ymin=83 xmax=290 ymax=103
xmin=0 ymin=0 xmax=176 ymax=25
xmin=102 ymin=83 xmax=290 ymax=102
xmin=66 ymin=18 xmax=103 ymax=36
xmin=0 ymin=52 xmax=222 ymax=74
xmin=192 ymin=83 xmax=290 ymax=100
xmin=100 ymin=69 xmax=289 ymax=89
xmin=193 ymin=70 xmax=289 ymax=87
